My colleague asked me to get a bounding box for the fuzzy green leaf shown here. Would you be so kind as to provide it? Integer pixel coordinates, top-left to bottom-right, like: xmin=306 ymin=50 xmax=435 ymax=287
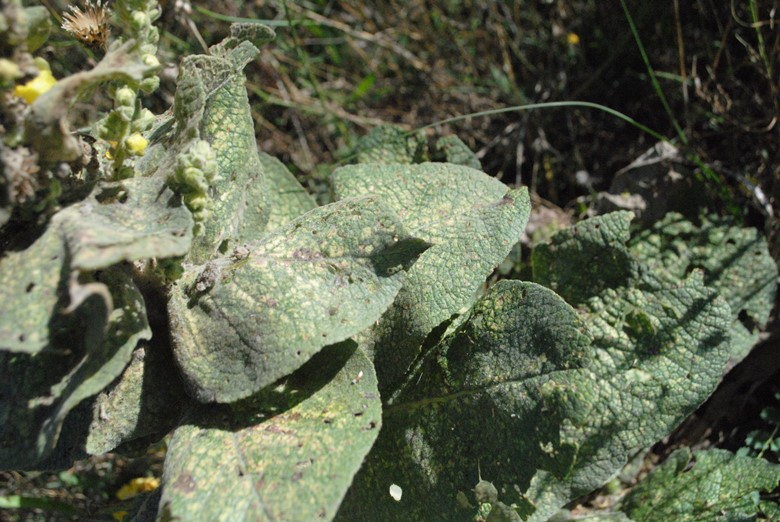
xmin=259 ymin=151 xmax=317 ymax=231
xmin=434 ymin=135 xmax=482 ymax=170
xmin=622 ymin=448 xmax=780 ymax=521
xmin=354 ymin=125 xmax=428 ymax=164
xmin=168 ymin=196 xmax=428 ymax=403
xmin=0 ymin=266 xmax=150 ymax=469
xmin=628 ymin=212 xmax=777 ymax=359
xmin=531 ymin=210 xmax=638 ymax=307
xmin=0 ymin=227 xmax=67 ymax=353
xmin=158 ymin=343 xmax=381 ymax=522
xmin=337 ymin=281 xmax=591 ymax=521
xmin=180 ymin=35 xmax=271 ymax=263
xmin=55 ymin=177 xmax=193 ymax=271
xmin=84 ymin=340 xmax=192 ymax=456
xmin=331 ymin=163 xmax=530 ymax=393
xmin=340 ymin=215 xmax=730 ymax=521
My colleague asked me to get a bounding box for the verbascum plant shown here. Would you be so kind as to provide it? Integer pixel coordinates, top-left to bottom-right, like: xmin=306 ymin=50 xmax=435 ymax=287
xmin=0 ymin=4 xmax=778 ymax=522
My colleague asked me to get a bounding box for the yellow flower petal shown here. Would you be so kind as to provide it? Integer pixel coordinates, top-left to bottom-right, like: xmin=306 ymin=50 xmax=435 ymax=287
xmin=567 ymin=32 xmax=581 ymax=46
xmin=116 ymin=477 xmax=160 ymax=501
xmin=125 ymin=133 xmax=148 ymax=155
xmin=112 ymin=511 xmax=129 ymax=522
xmin=13 ymin=69 xmax=57 ymax=103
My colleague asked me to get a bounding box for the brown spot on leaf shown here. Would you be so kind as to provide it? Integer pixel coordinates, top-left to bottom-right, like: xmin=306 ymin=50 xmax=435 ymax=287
xmin=173 ymin=472 xmax=196 ymax=493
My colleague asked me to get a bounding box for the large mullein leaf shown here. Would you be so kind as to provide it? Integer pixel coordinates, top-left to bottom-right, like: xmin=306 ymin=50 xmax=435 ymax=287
xmin=55 ymin=177 xmax=193 ymax=271
xmin=331 ymin=162 xmax=530 ymax=394
xmin=628 ymin=212 xmax=777 ymax=360
xmin=168 ymin=196 xmax=428 ymax=403
xmin=339 ymin=212 xmax=731 ymax=522
xmin=0 ymin=227 xmax=68 ymax=354
xmin=83 ymin=339 xmax=192 ymax=456
xmin=182 ymin=27 xmax=274 ymax=263
xmin=0 ymin=176 xmax=190 ymax=354
xmin=621 ymin=448 xmax=780 ymax=521
xmin=158 ymin=343 xmax=381 ymax=522
xmin=0 ymin=266 xmax=150 ymax=469
xmin=337 ymin=281 xmax=591 ymax=521
xmin=258 ymin=151 xmax=317 ymax=231
xmin=531 ymin=210 xmax=638 ymax=307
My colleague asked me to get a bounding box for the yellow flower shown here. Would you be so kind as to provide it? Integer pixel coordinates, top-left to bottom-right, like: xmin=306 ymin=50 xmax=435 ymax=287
xmin=112 ymin=511 xmax=129 ymax=522
xmin=13 ymin=69 xmax=57 ymax=103
xmin=125 ymin=133 xmax=149 ymax=155
xmin=567 ymin=32 xmax=581 ymax=46
xmin=116 ymin=476 xmax=160 ymax=501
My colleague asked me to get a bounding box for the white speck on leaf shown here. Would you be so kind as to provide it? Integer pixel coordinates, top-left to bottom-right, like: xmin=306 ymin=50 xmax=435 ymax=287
xmin=389 ymin=483 xmax=402 ymax=501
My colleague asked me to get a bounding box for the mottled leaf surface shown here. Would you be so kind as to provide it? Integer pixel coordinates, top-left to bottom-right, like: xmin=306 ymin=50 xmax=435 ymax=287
xmin=258 ymin=151 xmax=316 ymax=231
xmin=628 ymin=212 xmax=777 ymax=359
xmin=159 ymin=343 xmax=381 ymax=522
xmin=622 ymin=448 xmax=780 ymax=521
xmin=338 ymin=281 xmax=591 ymax=521
xmin=354 ymin=125 xmax=428 ymax=164
xmin=55 ymin=177 xmax=193 ymax=271
xmin=168 ymin=196 xmax=428 ymax=403
xmin=0 ymin=267 xmax=150 ymax=469
xmin=331 ymin=163 xmax=530 ymax=393
xmin=182 ymin=35 xmax=271 ymax=263
xmin=340 ymin=214 xmax=731 ymax=521
xmin=0 ymin=227 xmax=67 ymax=353
xmin=434 ymin=135 xmax=482 ymax=170
xmin=84 ymin=340 xmax=192 ymax=456
xmin=531 ymin=211 xmax=638 ymax=307
xmin=521 ymin=273 xmax=729 ymax=520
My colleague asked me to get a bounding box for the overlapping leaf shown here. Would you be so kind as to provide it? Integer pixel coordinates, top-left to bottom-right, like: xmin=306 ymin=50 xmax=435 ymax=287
xmin=353 ymin=125 xmax=428 ymax=164
xmin=0 ymin=266 xmax=150 ymax=469
xmin=168 ymin=196 xmax=428 ymax=403
xmin=337 ymin=281 xmax=592 ymax=521
xmin=621 ymin=448 xmax=780 ymax=521
xmin=331 ymin=163 xmax=530 ymax=393
xmin=158 ymin=343 xmax=381 ymax=522
xmin=84 ymin=340 xmax=192 ymax=456
xmin=54 ymin=177 xmax=193 ymax=271
xmin=258 ymin=151 xmax=317 ymax=231
xmin=339 ymin=212 xmax=731 ymax=521
xmin=0 ymin=227 xmax=67 ymax=353
xmin=180 ymin=27 xmax=274 ymax=263
xmin=628 ymin=212 xmax=777 ymax=359
xmin=531 ymin=210 xmax=638 ymax=307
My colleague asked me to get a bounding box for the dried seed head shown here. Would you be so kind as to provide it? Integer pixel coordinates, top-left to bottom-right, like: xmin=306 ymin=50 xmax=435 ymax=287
xmin=62 ymin=1 xmax=111 ymax=48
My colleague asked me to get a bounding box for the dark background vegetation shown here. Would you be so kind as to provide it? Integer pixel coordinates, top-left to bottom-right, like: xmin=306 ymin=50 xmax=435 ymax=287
xmin=3 ymin=0 xmax=779 ymax=519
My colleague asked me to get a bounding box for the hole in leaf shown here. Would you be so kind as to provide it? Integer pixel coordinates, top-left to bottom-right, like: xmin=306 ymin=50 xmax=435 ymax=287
xmin=218 ymin=240 xmax=230 ymax=254
xmin=25 ymin=282 xmax=34 ymax=293
xmin=737 ymin=309 xmax=758 ymax=333
xmin=18 ymin=333 xmax=25 ymax=342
